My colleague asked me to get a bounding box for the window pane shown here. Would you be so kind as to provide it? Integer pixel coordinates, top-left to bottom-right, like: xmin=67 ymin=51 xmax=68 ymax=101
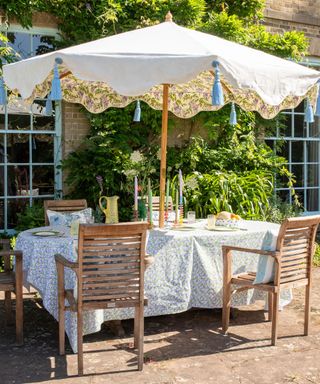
xmin=0 ymin=113 xmax=5 ymax=130
xmin=32 ymin=134 xmax=54 ymax=163
xmin=32 ymin=35 xmax=56 ymax=56
xmin=291 ymin=141 xmax=304 ymax=163
xmin=8 ymin=113 xmax=31 ymax=130
xmin=309 ymin=117 xmax=320 ymax=138
xmin=0 ymin=166 xmax=4 ymax=196
xmin=33 ymin=115 xmax=55 ymax=131
xmin=283 ymin=114 xmax=292 ymax=136
xmin=33 ymin=166 xmax=54 ymax=195
xmin=295 ymin=101 xmax=304 ymax=113
xmin=294 ymin=190 xmax=304 ymax=208
xmin=7 ymin=166 xmax=30 ymax=196
xmin=0 ymin=199 xmax=3 ymax=228
xmin=308 ymin=165 xmax=319 ymax=187
xmin=7 ymin=134 xmax=29 ymax=163
xmin=276 ymin=140 xmax=288 ymax=158
xmin=278 ymin=190 xmax=290 ymax=203
xmin=293 ymin=114 xmax=305 ymax=137
xmin=7 ymin=32 xmax=31 ymax=59
xmin=307 ymin=189 xmax=319 ymax=211
xmin=308 ymin=141 xmax=319 ymax=163
xmin=291 ymin=165 xmax=304 ymax=187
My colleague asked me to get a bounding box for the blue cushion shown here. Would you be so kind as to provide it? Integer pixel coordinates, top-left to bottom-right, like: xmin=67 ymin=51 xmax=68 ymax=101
xmin=253 ymin=229 xmax=278 ymax=285
xmin=47 ymin=208 xmax=93 ymax=227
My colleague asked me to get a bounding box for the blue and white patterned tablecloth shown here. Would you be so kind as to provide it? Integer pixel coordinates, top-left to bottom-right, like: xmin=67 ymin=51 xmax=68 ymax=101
xmin=15 ymin=220 xmax=288 ymax=352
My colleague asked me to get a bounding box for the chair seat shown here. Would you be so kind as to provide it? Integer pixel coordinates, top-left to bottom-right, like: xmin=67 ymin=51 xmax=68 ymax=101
xmin=231 ymin=272 xmax=275 ymax=292
xmin=0 ymin=271 xmax=15 ymax=291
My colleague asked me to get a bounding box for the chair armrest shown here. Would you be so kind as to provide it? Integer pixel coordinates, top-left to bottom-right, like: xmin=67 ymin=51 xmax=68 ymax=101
xmin=222 ymin=245 xmax=279 ymax=258
xmin=54 ymin=254 xmax=78 ymax=269
xmin=0 ymin=250 xmax=23 ymax=259
xmin=144 ymin=254 xmax=154 ymax=270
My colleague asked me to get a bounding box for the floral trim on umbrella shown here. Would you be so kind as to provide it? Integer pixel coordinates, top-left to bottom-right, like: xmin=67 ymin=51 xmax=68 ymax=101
xmin=25 ymin=68 xmax=318 ymax=119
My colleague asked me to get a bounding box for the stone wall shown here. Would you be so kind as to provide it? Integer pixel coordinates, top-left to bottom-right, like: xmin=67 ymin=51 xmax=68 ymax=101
xmin=264 ymin=0 xmax=320 ymax=57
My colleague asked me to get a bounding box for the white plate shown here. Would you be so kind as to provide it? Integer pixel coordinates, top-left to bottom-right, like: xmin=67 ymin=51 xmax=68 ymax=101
xmin=205 ymin=226 xmax=240 ymax=232
xmin=32 ymin=230 xmax=63 ymax=237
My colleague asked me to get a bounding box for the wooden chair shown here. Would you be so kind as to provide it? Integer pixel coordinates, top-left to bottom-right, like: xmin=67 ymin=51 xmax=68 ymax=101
xmin=148 ymin=196 xmax=173 ymax=211
xmin=222 ymin=215 xmax=320 ymax=345
xmin=55 ymin=222 xmax=149 ymax=375
xmin=44 ymin=199 xmax=87 ymax=225
xmin=0 ymin=239 xmax=23 ymax=345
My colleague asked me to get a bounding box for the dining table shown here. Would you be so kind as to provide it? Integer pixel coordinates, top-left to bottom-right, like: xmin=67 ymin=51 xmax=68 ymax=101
xmin=15 ymin=219 xmax=292 ymax=352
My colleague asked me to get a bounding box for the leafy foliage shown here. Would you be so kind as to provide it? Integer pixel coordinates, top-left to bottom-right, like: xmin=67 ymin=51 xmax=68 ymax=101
xmin=15 ymin=203 xmax=45 ymax=231
xmin=0 ymin=0 xmax=309 ymax=222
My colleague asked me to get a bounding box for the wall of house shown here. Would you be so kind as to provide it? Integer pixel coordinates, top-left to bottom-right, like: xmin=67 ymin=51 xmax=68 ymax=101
xmin=264 ymin=0 xmax=320 ymax=57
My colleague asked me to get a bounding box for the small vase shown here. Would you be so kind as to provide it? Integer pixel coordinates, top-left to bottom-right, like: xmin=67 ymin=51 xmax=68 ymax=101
xmin=138 ymin=198 xmax=148 ymax=221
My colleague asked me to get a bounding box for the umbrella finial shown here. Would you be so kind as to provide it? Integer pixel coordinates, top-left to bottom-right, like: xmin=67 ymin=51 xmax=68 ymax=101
xmin=50 ymin=57 xmax=63 ymax=101
xmin=133 ymin=100 xmax=141 ymax=122
xmin=0 ymin=77 xmax=7 ymax=106
xmin=229 ymin=102 xmax=237 ymax=125
xmin=211 ymin=61 xmax=224 ymax=106
xmin=165 ymin=11 xmax=173 ymax=22
xmin=304 ymin=99 xmax=314 ymax=123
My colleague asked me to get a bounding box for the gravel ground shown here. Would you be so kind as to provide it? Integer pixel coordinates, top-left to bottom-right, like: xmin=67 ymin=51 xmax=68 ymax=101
xmin=1 ymin=269 xmax=320 ymax=384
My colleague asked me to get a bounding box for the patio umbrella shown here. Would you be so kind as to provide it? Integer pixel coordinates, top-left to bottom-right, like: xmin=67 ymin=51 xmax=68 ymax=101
xmin=2 ymin=12 xmax=320 ymax=227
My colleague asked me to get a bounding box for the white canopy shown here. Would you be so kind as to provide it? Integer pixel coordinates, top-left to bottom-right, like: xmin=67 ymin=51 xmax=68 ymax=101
xmin=3 ymin=17 xmax=320 ymax=228
xmin=3 ymin=21 xmax=320 ymax=105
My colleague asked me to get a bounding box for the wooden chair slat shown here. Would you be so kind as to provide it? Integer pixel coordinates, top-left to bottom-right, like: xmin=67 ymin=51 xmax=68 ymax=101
xmin=82 ymin=274 xmax=139 ymax=282
xmin=55 ymin=222 xmax=148 ymax=374
xmin=222 ymin=215 xmax=320 ymax=346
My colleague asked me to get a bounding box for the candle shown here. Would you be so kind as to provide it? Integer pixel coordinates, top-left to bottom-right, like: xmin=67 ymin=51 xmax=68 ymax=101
xmin=179 ymin=169 xmax=183 ymax=205
xmin=134 ymin=176 xmax=138 ymax=211
xmin=175 ymin=189 xmax=179 ymax=223
xmin=165 ymin=178 xmax=170 ymax=211
xmin=148 ymin=178 xmax=153 ymax=225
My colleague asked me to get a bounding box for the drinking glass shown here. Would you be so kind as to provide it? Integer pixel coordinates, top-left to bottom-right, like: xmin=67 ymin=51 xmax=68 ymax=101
xmin=207 ymin=214 xmax=216 ymax=229
xmin=187 ymin=211 xmax=196 ymax=224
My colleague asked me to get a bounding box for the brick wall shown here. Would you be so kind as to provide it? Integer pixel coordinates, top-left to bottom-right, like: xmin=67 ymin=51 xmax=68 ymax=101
xmin=264 ymin=0 xmax=320 ymax=56
xmin=62 ymin=103 xmax=90 ymax=158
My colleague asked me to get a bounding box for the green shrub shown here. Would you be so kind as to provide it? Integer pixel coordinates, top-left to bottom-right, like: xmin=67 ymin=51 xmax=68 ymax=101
xmin=314 ymin=243 xmax=320 ymax=267
xmin=15 ymin=203 xmax=45 ymax=232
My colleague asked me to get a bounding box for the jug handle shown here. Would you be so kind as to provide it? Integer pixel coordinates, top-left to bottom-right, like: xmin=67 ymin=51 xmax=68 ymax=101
xmin=99 ymin=196 xmax=107 ymax=212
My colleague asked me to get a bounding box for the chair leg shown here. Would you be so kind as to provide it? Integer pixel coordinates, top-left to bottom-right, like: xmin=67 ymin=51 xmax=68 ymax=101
xmin=271 ymin=292 xmax=279 ymax=346
xmin=304 ymin=283 xmax=311 ymax=336
xmin=77 ymin=310 xmax=84 ymax=376
xmin=222 ymin=279 xmax=231 ymax=334
xmin=137 ymin=304 xmax=144 ymax=371
xmin=4 ymin=291 xmax=12 ymax=325
xmin=268 ymin=292 xmax=273 ymax=322
xmin=134 ymin=306 xmax=139 ymax=349
xmin=15 ymin=281 xmax=23 ymax=346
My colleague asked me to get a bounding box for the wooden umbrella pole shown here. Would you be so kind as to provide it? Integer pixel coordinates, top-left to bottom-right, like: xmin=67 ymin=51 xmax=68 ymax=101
xmin=159 ymin=84 xmax=169 ymax=228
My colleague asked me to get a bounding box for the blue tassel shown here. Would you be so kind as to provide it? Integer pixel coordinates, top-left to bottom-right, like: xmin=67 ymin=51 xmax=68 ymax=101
xmin=0 ymin=77 xmax=7 ymax=105
xmin=133 ymin=100 xmax=141 ymax=122
xmin=211 ymin=60 xmax=224 ymax=106
xmin=50 ymin=57 xmax=63 ymax=101
xmin=45 ymin=93 xmax=52 ymax=116
xmin=304 ymin=99 xmax=314 ymax=123
xmin=229 ymin=102 xmax=237 ymax=125
xmin=315 ymin=81 xmax=320 ymax=117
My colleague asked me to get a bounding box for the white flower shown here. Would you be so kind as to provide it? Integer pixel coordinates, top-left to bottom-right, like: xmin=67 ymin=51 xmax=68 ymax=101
xmin=150 ymin=168 xmax=156 ymax=174
xmin=156 ymin=149 xmax=162 ymax=160
xmin=130 ymin=150 xmax=144 ymax=163
xmin=123 ymin=169 xmax=137 ymax=177
xmin=184 ymin=175 xmax=199 ymax=190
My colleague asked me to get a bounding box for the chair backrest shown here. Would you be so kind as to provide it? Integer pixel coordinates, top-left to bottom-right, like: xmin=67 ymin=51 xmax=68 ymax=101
xmin=149 ymin=196 xmax=173 ymax=211
xmin=77 ymin=222 xmax=148 ymax=310
xmin=0 ymin=239 xmax=10 ymax=272
xmin=44 ymin=199 xmax=87 ymax=225
xmin=276 ymin=215 xmax=320 ymax=286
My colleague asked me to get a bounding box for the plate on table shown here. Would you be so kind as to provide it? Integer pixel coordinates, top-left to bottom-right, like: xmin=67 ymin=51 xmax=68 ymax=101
xmin=171 ymin=226 xmax=196 ymax=231
xmin=206 ymin=226 xmax=241 ymax=232
xmin=32 ymin=230 xmax=64 ymax=237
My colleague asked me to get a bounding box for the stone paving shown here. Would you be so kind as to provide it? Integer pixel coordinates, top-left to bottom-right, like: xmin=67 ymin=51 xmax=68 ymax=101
xmin=1 ymin=269 xmax=320 ymax=384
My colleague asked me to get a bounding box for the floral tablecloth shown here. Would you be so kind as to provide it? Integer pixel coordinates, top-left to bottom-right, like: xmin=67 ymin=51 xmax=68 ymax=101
xmin=15 ymin=220 xmax=289 ymax=352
